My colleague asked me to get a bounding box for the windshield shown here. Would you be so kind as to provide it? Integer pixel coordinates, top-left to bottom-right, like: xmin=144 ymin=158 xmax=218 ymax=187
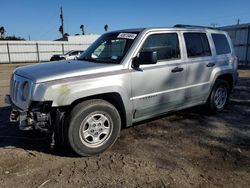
xmin=78 ymin=32 xmax=139 ymax=64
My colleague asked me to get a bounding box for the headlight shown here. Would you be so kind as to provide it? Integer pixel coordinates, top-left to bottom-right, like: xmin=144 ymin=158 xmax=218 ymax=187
xmin=21 ymin=81 xmax=29 ymax=101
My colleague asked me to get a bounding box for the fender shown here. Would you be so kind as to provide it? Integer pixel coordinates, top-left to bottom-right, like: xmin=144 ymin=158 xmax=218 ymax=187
xmin=32 ymin=73 xmax=133 ymax=125
xmin=207 ymin=64 xmax=234 ymax=98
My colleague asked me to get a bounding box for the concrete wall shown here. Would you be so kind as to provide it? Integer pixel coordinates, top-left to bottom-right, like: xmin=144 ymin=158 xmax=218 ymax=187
xmin=0 ymin=35 xmax=99 ymax=64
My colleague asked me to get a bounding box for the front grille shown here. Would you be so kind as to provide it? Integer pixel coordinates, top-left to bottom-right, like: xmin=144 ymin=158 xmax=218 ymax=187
xmin=11 ymin=79 xmax=20 ymax=103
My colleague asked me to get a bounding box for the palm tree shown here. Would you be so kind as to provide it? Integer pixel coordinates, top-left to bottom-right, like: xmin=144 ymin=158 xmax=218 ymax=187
xmin=63 ymin=33 xmax=69 ymax=37
xmin=104 ymin=24 xmax=108 ymax=32
xmin=0 ymin=26 xmax=6 ymax=38
xmin=80 ymin=24 xmax=85 ymax=35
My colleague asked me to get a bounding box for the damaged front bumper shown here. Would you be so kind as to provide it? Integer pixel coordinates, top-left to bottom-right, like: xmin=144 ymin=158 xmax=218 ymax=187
xmin=5 ymin=95 xmax=51 ymax=132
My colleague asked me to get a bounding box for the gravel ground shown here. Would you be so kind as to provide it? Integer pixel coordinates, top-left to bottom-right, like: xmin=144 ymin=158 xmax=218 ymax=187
xmin=0 ymin=64 xmax=249 ymax=188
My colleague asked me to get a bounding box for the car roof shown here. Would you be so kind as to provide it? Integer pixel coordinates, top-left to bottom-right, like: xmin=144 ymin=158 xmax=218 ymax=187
xmin=110 ymin=28 xmax=146 ymax=33
xmin=111 ymin=26 xmax=224 ymax=34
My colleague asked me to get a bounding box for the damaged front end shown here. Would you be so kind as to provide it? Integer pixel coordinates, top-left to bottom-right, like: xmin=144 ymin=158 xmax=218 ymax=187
xmin=5 ymin=94 xmax=66 ymax=147
xmin=5 ymin=95 xmax=53 ymax=133
xmin=5 ymin=72 xmax=71 ymax=148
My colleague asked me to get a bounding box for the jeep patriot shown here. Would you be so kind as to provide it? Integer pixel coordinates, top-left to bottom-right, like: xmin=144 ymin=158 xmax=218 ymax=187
xmin=5 ymin=25 xmax=238 ymax=156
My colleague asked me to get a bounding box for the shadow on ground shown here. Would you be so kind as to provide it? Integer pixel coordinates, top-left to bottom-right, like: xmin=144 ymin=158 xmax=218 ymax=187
xmin=0 ymin=106 xmax=79 ymax=157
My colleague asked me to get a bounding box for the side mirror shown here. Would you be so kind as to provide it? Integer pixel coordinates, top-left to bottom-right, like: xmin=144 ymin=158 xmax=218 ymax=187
xmin=133 ymin=51 xmax=157 ymax=68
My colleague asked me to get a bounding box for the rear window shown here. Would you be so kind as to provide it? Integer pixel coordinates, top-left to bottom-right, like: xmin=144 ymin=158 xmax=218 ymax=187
xmin=184 ymin=33 xmax=211 ymax=58
xmin=212 ymin=34 xmax=231 ymax=55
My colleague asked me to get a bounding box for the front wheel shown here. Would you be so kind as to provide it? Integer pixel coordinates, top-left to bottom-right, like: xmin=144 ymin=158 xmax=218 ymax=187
xmin=206 ymin=79 xmax=230 ymax=113
xmin=66 ymin=99 xmax=121 ymax=156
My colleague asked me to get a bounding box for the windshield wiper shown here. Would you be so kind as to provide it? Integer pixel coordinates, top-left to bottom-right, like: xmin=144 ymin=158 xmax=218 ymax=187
xmin=94 ymin=58 xmax=118 ymax=64
xmin=79 ymin=56 xmax=118 ymax=64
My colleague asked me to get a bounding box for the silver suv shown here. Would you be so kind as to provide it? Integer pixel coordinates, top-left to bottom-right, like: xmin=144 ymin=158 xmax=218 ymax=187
xmin=5 ymin=25 xmax=238 ymax=156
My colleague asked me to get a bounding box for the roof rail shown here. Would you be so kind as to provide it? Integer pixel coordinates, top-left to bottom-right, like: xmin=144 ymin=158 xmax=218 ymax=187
xmin=174 ymin=24 xmax=215 ymax=29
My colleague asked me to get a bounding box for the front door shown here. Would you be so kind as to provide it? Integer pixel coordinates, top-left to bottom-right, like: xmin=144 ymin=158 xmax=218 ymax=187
xmin=131 ymin=32 xmax=187 ymax=121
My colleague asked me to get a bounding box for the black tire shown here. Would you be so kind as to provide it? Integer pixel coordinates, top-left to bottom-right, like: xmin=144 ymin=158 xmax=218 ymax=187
xmin=206 ymin=79 xmax=230 ymax=114
xmin=66 ymin=99 xmax=121 ymax=156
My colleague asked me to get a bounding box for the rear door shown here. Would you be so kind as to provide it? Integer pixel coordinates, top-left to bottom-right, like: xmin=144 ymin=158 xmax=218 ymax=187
xmin=181 ymin=32 xmax=215 ymax=104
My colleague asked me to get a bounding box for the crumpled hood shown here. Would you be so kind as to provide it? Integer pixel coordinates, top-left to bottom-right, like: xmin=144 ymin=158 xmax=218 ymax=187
xmin=15 ymin=60 xmax=121 ymax=83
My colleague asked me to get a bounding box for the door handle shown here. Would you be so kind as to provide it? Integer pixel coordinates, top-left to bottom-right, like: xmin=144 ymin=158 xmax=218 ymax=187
xmin=206 ymin=62 xmax=215 ymax=67
xmin=171 ymin=67 xmax=184 ymax=73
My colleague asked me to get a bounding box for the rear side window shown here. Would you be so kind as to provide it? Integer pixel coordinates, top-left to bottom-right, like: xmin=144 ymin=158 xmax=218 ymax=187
xmin=141 ymin=33 xmax=180 ymax=61
xmin=184 ymin=33 xmax=211 ymax=58
xmin=212 ymin=34 xmax=231 ymax=55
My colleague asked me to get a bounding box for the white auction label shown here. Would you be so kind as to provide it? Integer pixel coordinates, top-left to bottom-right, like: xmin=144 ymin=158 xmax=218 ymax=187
xmin=117 ymin=33 xmax=137 ymax=39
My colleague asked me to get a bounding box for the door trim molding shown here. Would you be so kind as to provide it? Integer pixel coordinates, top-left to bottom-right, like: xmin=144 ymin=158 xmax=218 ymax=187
xmin=130 ymin=81 xmax=210 ymax=100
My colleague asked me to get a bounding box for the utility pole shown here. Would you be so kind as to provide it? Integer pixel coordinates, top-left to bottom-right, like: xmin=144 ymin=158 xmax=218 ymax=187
xmin=59 ymin=6 xmax=64 ymax=38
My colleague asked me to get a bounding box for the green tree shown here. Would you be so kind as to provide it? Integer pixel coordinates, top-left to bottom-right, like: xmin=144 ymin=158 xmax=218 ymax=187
xmin=4 ymin=35 xmax=25 ymax=41
xmin=104 ymin=24 xmax=108 ymax=32
xmin=0 ymin=26 xmax=6 ymax=38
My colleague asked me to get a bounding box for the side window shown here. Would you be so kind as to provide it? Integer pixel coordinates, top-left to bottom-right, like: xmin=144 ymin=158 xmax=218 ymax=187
xmin=184 ymin=33 xmax=211 ymax=58
xmin=141 ymin=33 xmax=180 ymax=61
xmin=212 ymin=34 xmax=231 ymax=55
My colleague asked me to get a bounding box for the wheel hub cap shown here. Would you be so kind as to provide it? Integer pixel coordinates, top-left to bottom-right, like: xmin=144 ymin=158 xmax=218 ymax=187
xmin=214 ymin=87 xmax=227 ymax=109
xmin=79 ymin=113 xmax=112 ymax=147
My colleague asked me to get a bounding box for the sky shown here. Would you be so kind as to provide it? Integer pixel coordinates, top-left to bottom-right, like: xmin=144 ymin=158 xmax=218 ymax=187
xmin=1 ymin=0 xmax=250 ymax=41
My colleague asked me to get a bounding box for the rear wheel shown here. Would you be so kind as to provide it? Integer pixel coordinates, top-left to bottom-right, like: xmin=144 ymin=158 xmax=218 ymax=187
xmin=206 ymin=79 xmax=230 ymax=113
xmin=66 ymin=99 xmax=121 ymax=156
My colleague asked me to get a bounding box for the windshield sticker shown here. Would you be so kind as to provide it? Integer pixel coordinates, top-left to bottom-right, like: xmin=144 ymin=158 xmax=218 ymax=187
xmin=117 ymin=33 xmax=137 ymax=40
